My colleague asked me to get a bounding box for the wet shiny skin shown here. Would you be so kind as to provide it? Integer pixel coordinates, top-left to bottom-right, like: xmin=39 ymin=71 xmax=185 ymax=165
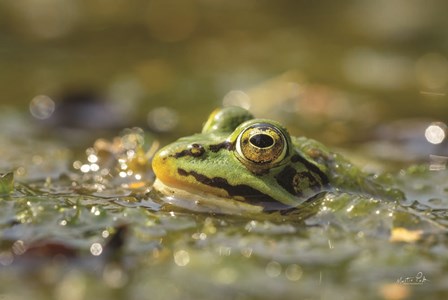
xmin=152 ymin=107 xmax=401 ymax=209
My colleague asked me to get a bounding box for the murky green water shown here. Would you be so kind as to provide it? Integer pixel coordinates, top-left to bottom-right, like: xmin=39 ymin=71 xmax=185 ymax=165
xmin=1 ymin=1 xmax=448 ymax=300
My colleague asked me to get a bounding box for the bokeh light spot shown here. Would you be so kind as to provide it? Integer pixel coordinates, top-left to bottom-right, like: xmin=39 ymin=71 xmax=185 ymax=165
xmin=425 ymin=123 xmax=446 ymax=144
xmin=147 ymin=107 xmax=179 ymax=132
xmin=222 ymin=90 xmax=251 ymax=109
xmin=173 ymin=249 xmax=190 ymax=266
xmin=80 ymin=164 xmax=90 ymax=173
xmin=12 ymin=240 xmax=27 ymax=255
xmin=29 ymin=95 xmax=55 ymax=120
xmin=265 ymin=261 xmax=282 ymax=278
xmin=90 ymin=242 xmax=103 ymax=256
xmin=285 ymin=264 xmax=303 ymax=281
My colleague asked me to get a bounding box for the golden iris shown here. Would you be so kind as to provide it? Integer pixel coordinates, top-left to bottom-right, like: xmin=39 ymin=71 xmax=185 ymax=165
xmin=236 ymin=123 xmax=287 ymax=169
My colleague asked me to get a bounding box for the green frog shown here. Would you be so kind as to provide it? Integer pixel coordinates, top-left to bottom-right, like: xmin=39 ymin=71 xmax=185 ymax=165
xmin=152 ymin=107 xmax=402 ymax=214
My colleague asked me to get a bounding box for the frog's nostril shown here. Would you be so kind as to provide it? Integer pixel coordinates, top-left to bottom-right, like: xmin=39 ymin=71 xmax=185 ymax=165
xmin=188 ymin=143 xmax=205 ymax=157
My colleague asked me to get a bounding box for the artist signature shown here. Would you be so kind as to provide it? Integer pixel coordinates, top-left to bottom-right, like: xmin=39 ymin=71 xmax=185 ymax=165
xmin=396 ymin=272 xmax=430 ymax=285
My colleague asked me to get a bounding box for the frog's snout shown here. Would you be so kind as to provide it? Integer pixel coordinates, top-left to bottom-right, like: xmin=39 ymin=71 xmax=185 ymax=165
xmin=152 ymin=148 xmax=169 ymax=177
xmin=152 ymin=143 xmax=206 ymax=188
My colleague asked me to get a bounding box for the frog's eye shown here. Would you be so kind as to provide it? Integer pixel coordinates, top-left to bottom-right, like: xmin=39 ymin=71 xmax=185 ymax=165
xmin=235 ymin=123 xmax=288 ymax=169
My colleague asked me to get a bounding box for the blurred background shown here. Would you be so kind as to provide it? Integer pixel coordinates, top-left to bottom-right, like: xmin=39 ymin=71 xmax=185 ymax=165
xmin=0 ymin=0 xmax=447 ymax=163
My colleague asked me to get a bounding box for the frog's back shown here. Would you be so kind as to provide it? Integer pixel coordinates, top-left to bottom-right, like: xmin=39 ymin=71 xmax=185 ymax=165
xmin=292 ymin=136 xmax=404 ymax=200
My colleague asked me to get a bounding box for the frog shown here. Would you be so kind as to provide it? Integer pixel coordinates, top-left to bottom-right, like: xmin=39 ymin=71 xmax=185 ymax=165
xmin=152 ymin=106 xmax=403 ymax=214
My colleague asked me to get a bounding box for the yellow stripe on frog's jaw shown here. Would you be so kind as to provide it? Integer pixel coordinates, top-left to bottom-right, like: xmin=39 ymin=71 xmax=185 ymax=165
xmin=152 ymin=147 xmax=232 ymax=199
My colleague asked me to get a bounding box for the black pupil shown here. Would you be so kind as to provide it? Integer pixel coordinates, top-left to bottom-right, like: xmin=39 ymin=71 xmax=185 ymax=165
xmin=250 ymin=134 xmax=274 ymax=148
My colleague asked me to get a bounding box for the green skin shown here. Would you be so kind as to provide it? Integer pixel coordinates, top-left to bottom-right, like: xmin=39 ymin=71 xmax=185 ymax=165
xmin=152 ymin=107 xmax=402 ymax=210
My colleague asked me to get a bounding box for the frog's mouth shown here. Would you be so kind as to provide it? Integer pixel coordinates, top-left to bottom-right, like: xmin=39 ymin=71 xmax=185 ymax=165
xmin=152 ymin=178 xmax=298 ymax=215
xmin=152 ymin=178 xmax=266 ymax=215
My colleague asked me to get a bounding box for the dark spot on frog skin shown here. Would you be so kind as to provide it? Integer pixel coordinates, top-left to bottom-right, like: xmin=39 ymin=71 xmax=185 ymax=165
xmin=173 ymin=143 xmax=205 ymax=158
xmin=276 ymin=166 xmax=328 ymax=197
xmin=275 ymin=166 xmax=301 ymax=196
xmin=188 ymin=143 xmax=205 ymax=157
xmin=290 ymin=154 xmax=329 ymax=185
xmin=209 ymin=141 xmax=234 ymax=152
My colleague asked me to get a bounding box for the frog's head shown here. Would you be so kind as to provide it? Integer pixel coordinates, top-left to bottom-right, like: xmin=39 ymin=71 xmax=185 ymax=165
xmin=152 ymin=107 xmax=328 ymax=209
